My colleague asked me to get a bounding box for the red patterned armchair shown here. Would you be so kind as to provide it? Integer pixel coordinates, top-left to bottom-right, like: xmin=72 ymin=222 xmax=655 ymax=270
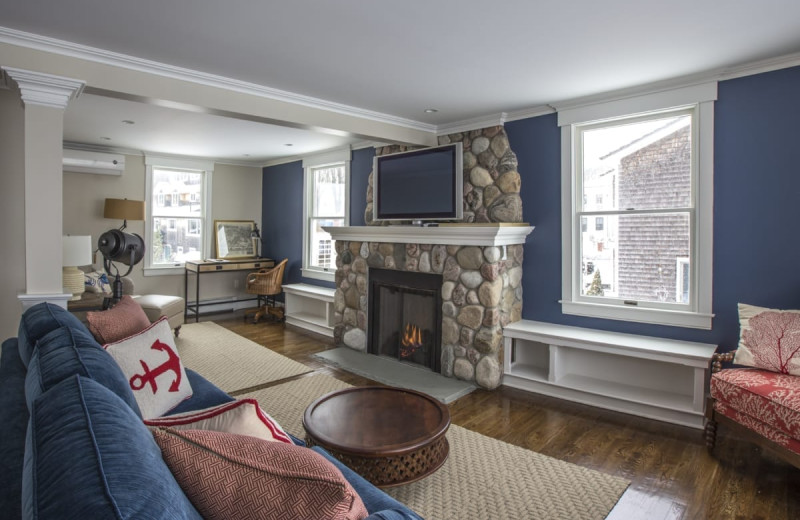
xmin=705 ymin=303 xmax=800 ymax=469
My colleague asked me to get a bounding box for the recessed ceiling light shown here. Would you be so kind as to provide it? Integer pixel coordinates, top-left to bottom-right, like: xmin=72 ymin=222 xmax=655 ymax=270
xmin=121 ymin=120 xmax=135 ymax=125
xmin=285 ymin=143 xmax=293 ymax=147
xmin=100 ymin=136 xmax=111 ymax=140
xmin=243 ymin=154 xmax=251 ymax=157
xmin=424 ymin=108 xmax=438 ymax=113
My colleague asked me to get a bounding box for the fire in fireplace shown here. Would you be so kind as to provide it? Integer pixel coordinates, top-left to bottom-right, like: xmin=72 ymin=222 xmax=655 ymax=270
xmin=367 ymin=268 xmax=442 ymax=372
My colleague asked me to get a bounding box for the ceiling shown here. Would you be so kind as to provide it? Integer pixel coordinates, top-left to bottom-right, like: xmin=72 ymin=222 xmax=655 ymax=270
xmin=2 ymin=0 xmax=800 ymax=165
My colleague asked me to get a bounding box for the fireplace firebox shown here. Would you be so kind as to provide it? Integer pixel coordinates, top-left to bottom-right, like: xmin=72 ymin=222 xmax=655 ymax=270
xmin=367 ymin=268 xmax=442 ymax=372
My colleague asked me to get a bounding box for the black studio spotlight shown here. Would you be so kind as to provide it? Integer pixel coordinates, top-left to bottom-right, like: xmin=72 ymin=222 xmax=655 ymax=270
xmin=98 ymin=229 xmax=145 ymax=307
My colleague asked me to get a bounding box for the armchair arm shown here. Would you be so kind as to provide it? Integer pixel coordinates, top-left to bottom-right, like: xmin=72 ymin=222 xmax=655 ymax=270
xmin=711 ymin=350 xmax=736 ymax=373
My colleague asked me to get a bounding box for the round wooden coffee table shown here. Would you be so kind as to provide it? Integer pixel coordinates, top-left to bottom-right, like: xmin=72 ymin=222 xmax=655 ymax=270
xmin=303 ymin=386 xmax=450 ymax=488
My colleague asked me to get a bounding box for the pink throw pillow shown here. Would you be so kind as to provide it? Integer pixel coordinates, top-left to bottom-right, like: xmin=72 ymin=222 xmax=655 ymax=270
xmin=87 ymin=295 xmax=151 ymax=344
xmin=145 ymin=399 xmax=292 ymax=444
xmin=105 ymin=317 xmax=193 ymax=419
xmin=735 ymin=303 xmax=800 ymax=375
xmin=151 ymin=428 xmax=368 ymax=520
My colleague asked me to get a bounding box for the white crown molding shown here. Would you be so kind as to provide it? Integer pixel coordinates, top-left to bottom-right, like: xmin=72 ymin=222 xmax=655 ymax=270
xmin=0 ymin=26 xmax=436 ymax=133
xmin=1 ymin=66 xmax=84 ymax=108
xmin=505 ymin=105 xmax=556 ymax=122
xmin=436 ymin=113 xmax=508 ymax=136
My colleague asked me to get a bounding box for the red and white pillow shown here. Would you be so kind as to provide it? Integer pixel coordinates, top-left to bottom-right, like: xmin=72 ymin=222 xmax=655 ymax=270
xmin=105 ymin=317 xmax=193 ymax=419
xmin=151 ymin=428 xmax=368 ymax=520
xmin=87 ymin=295 xmax=151 ymax=344
xmin=735 ymin=303 xmax=800 ymax=376
xmin=145 ymin=399 xmax=292 ymax=444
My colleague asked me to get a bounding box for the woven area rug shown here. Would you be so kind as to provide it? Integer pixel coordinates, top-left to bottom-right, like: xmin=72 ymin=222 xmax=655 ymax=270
xmin=239 ymin=374 xmax=630 ymax=520
xmin=175 ymin=322 xmax=311 ymax=393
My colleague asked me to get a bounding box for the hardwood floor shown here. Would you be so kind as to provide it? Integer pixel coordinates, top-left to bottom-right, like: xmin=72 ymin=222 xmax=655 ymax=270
xmin=213 ymin=316 xmax=800 ymax=520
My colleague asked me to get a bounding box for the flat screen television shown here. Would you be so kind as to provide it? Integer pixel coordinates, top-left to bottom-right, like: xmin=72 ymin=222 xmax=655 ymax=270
xmin=373 ymin=142 xmax=463 ymax=222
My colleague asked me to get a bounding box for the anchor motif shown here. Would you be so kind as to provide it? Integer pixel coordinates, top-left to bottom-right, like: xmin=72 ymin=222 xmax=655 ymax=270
xmin=129 ymin=340 xmax=182 ymax=394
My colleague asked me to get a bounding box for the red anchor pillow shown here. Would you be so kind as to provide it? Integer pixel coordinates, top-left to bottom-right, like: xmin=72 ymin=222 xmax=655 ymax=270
xmin=104 ymin=317 xmax=193 ymax=419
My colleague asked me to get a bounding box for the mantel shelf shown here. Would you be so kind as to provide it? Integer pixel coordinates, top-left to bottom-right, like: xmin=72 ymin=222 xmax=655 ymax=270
xmin=323 ymin=224 xmax=534 ymax=246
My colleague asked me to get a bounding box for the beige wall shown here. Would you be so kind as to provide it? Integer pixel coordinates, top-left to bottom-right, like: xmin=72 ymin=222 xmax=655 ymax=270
xmin=0 ymin=88 xmax=28 ymax=340
xmin=63 ymin=156 xmax=263 ymax=306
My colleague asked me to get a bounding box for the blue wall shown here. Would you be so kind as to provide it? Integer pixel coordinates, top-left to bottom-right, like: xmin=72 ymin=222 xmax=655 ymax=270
xmin=263 ymin=66 xmax=800 ymax=350
xmin=507 ymin=65 xmax=800 ymax=349
xmin=261 ymin=147 xmax=375 ymax=288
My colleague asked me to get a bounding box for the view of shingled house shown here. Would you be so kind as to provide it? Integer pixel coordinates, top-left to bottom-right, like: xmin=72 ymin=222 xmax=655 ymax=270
xmin=581 ymin=116 xmax=691 ymax=304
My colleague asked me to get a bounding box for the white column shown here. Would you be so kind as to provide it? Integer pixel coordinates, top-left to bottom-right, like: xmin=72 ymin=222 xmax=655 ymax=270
xmin=2 ymin=67 xmax=85 ymax=310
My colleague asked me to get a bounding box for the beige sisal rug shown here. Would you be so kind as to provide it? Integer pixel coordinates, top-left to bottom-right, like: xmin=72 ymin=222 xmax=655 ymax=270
xmin=175 ymin=322 xmax=311 ymax=393
xmin=240 ymin=374 xmax=630 ymax=520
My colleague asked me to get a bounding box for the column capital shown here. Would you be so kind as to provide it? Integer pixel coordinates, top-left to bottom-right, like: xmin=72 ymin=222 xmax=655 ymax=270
xmin=1 ymin=67 xmax=85 ymax=109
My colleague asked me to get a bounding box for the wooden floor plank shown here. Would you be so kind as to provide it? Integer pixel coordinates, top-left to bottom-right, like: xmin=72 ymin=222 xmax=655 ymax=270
xmin=212 ymin=315 xmax=800 ymax=520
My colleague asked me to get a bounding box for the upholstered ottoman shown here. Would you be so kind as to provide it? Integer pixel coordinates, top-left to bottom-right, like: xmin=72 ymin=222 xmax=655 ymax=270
xmin=133 ymin=295 xmax=185 ymax=336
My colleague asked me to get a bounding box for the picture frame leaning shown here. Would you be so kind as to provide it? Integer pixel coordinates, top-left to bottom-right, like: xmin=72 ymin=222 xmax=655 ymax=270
xmin=213 ymin=220 xmax=256 ymax=259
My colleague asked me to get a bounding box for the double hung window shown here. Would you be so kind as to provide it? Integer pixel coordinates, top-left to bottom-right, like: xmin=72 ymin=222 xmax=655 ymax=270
xmin=560 ymin=83 xmax=716 ymax=328
xmin=302 ymin=149 xmax=350 ymax=281
xmin=144 ymin=156 xmax=213 ymax=274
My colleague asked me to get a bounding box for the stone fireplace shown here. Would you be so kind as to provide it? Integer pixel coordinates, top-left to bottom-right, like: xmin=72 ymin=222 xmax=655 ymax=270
xmin=328 ymin=125 xmax=532 ymax=390
xmin=328 ymin=226 xmax=532 ymax=390
xmin=368 ymin=268 xmax=443 ymax=373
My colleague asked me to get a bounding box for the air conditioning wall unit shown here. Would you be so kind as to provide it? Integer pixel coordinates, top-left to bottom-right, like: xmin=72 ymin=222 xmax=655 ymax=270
xmin=63 ymin=149 xmax=125 ymax=175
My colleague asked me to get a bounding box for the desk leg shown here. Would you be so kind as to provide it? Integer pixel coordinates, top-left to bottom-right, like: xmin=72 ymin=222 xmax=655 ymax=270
xmin=184 ymin=268 xmax=189 ymax=323
xmin=195 ymin=269 xmax=200 ymax=322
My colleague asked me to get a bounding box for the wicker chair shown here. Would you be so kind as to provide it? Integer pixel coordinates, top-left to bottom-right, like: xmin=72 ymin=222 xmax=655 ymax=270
xmin=244 ymin=258 xmax=288 ymax=323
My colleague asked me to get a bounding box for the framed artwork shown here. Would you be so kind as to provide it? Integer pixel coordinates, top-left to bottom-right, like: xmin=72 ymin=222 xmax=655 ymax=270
xmin=213 ymin=220 xmax=256 ymax=259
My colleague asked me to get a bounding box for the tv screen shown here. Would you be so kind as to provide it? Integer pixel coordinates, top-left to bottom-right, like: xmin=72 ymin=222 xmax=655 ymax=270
xmin=374 ymin=143 xmax=463 ymax=222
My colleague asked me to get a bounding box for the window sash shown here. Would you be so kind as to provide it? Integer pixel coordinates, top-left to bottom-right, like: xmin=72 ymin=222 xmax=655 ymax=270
xmin=560 ymin=88 xmax=715 ymax=329
xmin=302 ymin=159 xmax=349 ymax=281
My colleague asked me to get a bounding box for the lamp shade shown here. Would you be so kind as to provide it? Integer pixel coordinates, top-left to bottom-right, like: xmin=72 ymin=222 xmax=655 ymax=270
xmin=104 ymin=198 xmax=145 ymax=221
xmin=62 ymin=235 xmax=93 ymax=267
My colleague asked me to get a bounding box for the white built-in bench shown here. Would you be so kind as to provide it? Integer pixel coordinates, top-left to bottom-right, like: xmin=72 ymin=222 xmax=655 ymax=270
xmin=502 ymin=320 xmax=717 ymax=429
xmin=283 ymin=283 xmax=336 ymax=338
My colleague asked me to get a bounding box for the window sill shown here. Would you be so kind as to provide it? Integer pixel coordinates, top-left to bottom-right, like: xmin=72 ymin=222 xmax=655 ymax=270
xmin=561 ymin=300 xmax=713 ymax=329
xmin=301 ymin=268 xmax=335 ymax=283
xmin=144 ymin=266 xmax=185 ymax=277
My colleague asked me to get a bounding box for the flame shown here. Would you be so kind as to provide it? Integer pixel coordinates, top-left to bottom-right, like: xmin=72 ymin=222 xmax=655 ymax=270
xmin=400 ymin=323 xmax=424 ymax=358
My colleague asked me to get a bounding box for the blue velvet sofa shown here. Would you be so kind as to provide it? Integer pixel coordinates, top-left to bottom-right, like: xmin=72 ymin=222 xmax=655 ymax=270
xmin=0 ymin=303 xmax=421 ymax=520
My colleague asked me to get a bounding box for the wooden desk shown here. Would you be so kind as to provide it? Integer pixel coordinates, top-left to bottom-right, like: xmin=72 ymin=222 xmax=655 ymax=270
xmin=184 ymin=258 xmax=275 ymax=322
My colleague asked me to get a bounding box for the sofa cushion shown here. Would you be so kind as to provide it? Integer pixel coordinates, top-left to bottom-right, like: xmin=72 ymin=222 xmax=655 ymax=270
xmin=22 ymin=375 xmax=201 ymax=520
xmin=24 ymin=325 xmax=141 ymax=417
xmin=104 ymin=317 xmax=193 ymax=419
xmin=146 ymin=398 xmax=292 ymax=444
xmin=735 ymin=302 xmax=800 ymax=375
xmin=17 ymin=302 xmax=86 ymax=367
xmin=714 ymin=401 xmax=800 ymax=455
xmin=710 ymin=368 xmax=800 ymax=440
xmin=0 ymin=339 xmax=29 ymax=520
xmin=151 ymin=427 xmax=368 ymax=520
xmin=168 ymin=368 xmax=235 ymax=415
xmin=87 ymin=295 xmax=151 ymax=344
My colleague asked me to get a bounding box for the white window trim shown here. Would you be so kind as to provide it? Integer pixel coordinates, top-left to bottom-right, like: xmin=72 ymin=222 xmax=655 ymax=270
xmin=144 ymin=155 xmax=214 ymax=276
xmin=301 ymin=148 xmax=351 ymax=282
xmin=559 ymin=83 xmax=716 ymax=329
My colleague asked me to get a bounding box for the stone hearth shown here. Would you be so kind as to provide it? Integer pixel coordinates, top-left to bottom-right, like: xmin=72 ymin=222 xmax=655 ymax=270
xmin=328 ymin=226 xmax=532 ymax=390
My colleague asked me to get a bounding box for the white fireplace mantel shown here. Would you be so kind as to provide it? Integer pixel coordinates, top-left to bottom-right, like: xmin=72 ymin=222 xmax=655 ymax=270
xmin=324 ymin=224 xmax=534 ymax=247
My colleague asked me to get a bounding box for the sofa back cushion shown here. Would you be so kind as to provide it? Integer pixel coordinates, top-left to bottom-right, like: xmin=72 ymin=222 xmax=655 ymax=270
xmin=17 ymin=303 xmax=86 ymax=367
xmin=25 ymin=325 xmax=141 ymax=417
xmin=22 ymin=375 xmax=201 ymax=520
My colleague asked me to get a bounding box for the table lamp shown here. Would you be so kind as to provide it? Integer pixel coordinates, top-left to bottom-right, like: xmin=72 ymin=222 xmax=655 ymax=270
xmin=104 ymin=198 xmax=145 ymax=230
xmin=62 ymin=235 xmax=93 ymax=301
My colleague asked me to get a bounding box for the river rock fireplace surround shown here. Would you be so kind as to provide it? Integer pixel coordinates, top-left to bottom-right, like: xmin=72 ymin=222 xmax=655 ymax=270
xmin=327 ymin=225 xmax=533 ymax=389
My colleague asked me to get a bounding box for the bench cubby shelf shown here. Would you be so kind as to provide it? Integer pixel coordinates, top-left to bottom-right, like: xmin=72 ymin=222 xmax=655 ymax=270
xmin=502 ymin=320 xmax=717 ymax=429
xmin=283 ymin=283 xmax=336 ymax=338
